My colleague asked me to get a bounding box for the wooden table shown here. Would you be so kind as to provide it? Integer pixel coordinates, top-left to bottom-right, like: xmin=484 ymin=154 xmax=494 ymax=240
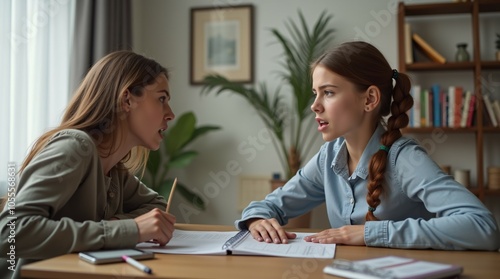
xmin=21 ymin=224 xmax=500 ymax=279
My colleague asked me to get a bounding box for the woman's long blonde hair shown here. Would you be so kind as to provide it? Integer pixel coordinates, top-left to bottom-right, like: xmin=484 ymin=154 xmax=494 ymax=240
xmin=20 ymin=50 xmax=169 ymax=176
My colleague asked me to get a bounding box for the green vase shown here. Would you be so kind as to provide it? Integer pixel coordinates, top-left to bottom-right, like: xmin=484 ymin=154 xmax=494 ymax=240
xmin=455 ymin=43 xmax=470 ymax=62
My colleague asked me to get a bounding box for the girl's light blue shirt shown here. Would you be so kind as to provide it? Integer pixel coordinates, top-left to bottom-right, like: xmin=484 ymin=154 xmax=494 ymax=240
xmin=236 ymin=125 xmax=499 ymax=250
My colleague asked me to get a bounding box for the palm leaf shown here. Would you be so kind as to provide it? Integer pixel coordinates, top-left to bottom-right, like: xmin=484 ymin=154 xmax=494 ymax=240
xmin=167 ymin=151 xmax=198 ymax=169
xmin=190 ymin=126 xmax=221 ymax=145
xmin=165 ymin=112 xmax=196 ymax=156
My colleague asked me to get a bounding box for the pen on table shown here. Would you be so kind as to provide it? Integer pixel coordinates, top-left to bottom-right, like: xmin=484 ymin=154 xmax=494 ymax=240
xmin=122 ymin=255 xmax=152 ymax=274
xmin=165 ymin=177 xmax=177 ymax=213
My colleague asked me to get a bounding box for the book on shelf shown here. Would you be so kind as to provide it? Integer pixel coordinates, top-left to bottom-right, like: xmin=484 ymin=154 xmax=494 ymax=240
xmin=441 ymin=88 xmax=448 ymax=127
xmin=466 ymin=94 xmax=476 ymax=127
xmin=404 ymin=23 xmax=413 ymax=64
xmin=432 ymin=84 xmax=441 ymax=127
xmin=411 ymin=85 xmax=421 ymax=127
xmin=323 ymin=256 xmax=462 ymax=279
xmin=408 ymin=84 xmax=476 ymax=129
xmin=460 ymin=90 xmax=472 ymax=128
xmin=448 ymin=86 xmax=456 ymax=127
xmin=137 ymin=229 xmax=335 ymax=259
xmin=492 ymin=100 xmax=500 ymax=126
xmin=453 ymin=86 xmax=463 ymax=128
xmin=422 ymin=88 xmax=432 ymax=127
xmin=412 ymin=33 xmax=446 ymax=64
xmin=483 ymin=95 xmax=498 ymax=127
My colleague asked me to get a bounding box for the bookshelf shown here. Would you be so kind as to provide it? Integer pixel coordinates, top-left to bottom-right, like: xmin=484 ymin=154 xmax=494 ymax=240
xmin=397 ymin=1 xmax=500 ymax=201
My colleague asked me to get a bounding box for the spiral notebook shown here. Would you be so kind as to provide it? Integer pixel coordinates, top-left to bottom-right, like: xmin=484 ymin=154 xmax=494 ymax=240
xmin=137 ymin=229 xmax=335 ymax=258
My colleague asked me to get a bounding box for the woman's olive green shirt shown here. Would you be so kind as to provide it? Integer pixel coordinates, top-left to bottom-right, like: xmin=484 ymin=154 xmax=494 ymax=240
xmin=0 ymin=129 xmax=167 ymax=278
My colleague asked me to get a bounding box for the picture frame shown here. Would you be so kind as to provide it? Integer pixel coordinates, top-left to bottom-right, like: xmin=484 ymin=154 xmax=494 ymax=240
xmin=190 ymin=4 xmax=254 ymax=85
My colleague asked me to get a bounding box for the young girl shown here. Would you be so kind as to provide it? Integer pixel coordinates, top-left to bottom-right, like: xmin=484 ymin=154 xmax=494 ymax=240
xmin=0 ymin=51 xmax=176 ymax=277
xmin=237 ymin=41 xmax=499 ymax=250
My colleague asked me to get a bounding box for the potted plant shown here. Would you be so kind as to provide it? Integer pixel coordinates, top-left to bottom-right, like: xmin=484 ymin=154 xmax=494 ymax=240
xmin=496 ymin=33 xmax=500 ymax=61
xmin=141 ymin=111 xmax=221 ymax=210
xmin=201 ymin=10 xmax=335 ymax=227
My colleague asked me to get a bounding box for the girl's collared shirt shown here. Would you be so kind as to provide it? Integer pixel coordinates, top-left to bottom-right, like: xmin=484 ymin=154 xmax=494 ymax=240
xmin=237 ymin=124 xmax=499 ymax=250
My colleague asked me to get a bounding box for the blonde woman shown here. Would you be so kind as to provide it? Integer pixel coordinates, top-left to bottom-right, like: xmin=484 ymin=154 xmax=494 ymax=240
xmin=0 ymin=51 xmax=176 ymax=278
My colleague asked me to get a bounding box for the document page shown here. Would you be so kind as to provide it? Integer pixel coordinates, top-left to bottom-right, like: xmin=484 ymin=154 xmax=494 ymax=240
xmin=232 ymin=232 xmax=336 ymax=258
xmin=137 ymin=230 xmax=236 ymax=255
xmin=137 ymin=230 xmax=336 ymax=259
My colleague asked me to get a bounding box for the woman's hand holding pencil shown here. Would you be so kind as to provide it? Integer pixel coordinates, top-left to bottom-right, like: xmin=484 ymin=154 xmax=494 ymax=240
xmin=134 ymin=178 xmax=177 ymax=246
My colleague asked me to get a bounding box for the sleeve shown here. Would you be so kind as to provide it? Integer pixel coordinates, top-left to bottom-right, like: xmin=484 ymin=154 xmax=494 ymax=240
xmin=0 ymin=132 xmax=137 ymax=260
xmin=235 ymin=145 xmax=328 ymax=230
xmin=365 ymin=141 xmax=500 ymax=250
xmin=113 ymin=173 xmax=167 ymax=220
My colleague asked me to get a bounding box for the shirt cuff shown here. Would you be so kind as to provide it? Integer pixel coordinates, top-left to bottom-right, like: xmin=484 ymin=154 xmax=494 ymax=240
xmin=364 ymin=220 xmax=390 ymax=247
xmin=102 ymin=219 xmax=139 ymax=248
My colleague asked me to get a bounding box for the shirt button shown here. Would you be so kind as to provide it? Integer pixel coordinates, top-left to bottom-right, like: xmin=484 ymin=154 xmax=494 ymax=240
xmin=350 ymin=198 xmax=354 ymax=204
xmin=108 ymin=191 xmax=115 ymax=198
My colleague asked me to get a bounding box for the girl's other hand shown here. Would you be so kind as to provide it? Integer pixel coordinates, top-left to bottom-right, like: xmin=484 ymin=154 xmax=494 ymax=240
xmin=303 ymin=225 xmax=365 ymax=245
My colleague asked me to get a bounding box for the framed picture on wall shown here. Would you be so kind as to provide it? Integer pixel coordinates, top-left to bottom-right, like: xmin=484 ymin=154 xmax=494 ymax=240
xmin=190 ymin=4 xmax=254 ymax=85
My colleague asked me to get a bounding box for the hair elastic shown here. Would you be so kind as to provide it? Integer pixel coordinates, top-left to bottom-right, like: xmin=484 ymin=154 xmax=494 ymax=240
xmin=392 ymin=69 xmax=398 ymax=80
xmin=379 ymin=145 xmax=390 ymax=152
xmin=368 ymin=206 xmax=376 ymax=212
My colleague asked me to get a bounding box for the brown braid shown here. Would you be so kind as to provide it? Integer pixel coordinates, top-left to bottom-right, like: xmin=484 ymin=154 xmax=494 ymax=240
xmin=311 ymin=41 xmax=414 ymax=221
xmin=366 ymin=72 xmax=413 ymax=221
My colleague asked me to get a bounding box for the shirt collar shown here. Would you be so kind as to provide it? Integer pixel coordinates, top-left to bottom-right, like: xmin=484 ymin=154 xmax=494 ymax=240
xmin=331 ymin=124 xmax=386 ymax=180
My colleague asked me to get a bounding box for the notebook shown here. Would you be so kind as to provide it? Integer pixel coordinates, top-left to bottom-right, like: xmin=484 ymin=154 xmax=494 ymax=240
xmin=323 ymin=256 xmax=462 ymax=279
xmin=137 ymin=229 xmax=335 ymax=259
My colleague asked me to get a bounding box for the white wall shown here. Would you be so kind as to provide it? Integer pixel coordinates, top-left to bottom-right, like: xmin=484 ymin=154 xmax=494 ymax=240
xmin=131 ymin=0 xmax=500 ymax=227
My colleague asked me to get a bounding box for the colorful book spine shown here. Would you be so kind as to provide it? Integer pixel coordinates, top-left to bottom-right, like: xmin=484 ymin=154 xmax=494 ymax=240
xmin=427 ymin=89 xmax=433 ymax=127
xmin=422 ymin=88 xmax=429 ymax=127
xmin=460 ymin=91 xmax=472 ymax=128
xmin=411 ymin=85 xmax=421 ymax=127
xmin=454 ymin=86 xmax=463 ymax=128
xmin=432 ymin=84 xmax=441 ymax=127
xmin=466 ymin=94 xmax=476 ymax=127
xmin=448 ymin=86 xmax=455 ymax=127
xmin=441 ymin=90 xmax=448 ymax=127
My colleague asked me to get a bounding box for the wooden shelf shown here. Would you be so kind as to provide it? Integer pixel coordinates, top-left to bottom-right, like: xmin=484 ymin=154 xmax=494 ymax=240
xmin=405 ymin=62 xmax=475 ymax=71
xmin=402 ymin=127 xmax=477 ymax=134
xmin=481 ymin=61 xmax=500 ymax=69
xmin=478 ymin=0 xmax=500 ymax=13
xmin=405 ymin=61 xmax=500 ymax=71
xmin=483 ymin=127 xmax=500 ymax=133
xmin=404 ymin=1 xmax=500 ymax=16
xmin=398 ymin=1 xmax=500 ymax=202
xmin=404 ymin=2 xmax=472 ymax=16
